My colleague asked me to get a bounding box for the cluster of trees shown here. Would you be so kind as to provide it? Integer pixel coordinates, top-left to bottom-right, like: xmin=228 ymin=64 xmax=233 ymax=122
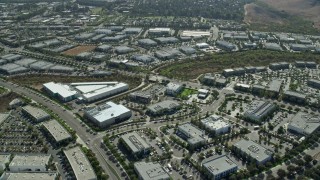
xmin=159 ymin=50 xmax=320 ymax=80
xmin=130 ymin=0 xmax=252 ymax=21
xmin=81 ymin=147 xmax=109 ymax=180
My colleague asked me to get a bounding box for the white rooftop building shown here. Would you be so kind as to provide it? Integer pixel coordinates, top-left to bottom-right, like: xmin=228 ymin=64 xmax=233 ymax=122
xmin=71 ymin=82 xmax=128 ymax=102
xmin=43 ymin=81 xmax=129 ymax=103
xmin=134 ymin=162 xmax=170 ymax=180
xmin=203 ymin=155 xmax=238 ymax=180
xmin=165 ymin=82 xmax=183 ymax=96
xmin=64 ymin=147 xmax=97 ymax=180
xmin=201 ymin=115 xmax=231 ymax=135
xmin=43 ymin=82 xmax=78 ymax=102
xmin=0 ymin=172 xmax=57 ymax=180
xmin=9 ymin=154 xmax=51 ymax=172
xmin=84 ymin=101 xmax=132 ymax=128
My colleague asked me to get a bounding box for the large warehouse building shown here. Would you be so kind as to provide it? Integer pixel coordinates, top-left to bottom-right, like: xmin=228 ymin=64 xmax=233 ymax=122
xmin=84 ymin=101 xmax=132 ymax=128
xmin=43 ymin=81 xmax=129 ymax=103
xmin=9 ymin=154 xmax=52 ymax=172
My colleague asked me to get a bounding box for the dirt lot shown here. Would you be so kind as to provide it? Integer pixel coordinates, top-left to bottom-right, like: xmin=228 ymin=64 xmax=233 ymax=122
xmin=0 ymin=92 xmax=20 ymax=112
xmin=62 ymin=45 xmax=97 ymax=56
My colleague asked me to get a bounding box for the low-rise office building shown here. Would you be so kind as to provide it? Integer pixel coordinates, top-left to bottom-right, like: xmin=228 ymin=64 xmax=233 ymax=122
xmin=22 ymin=105 xmax=50 ymax=123
xmin=307 ymin=79 xmax=320 ymax=89
xmin=0 ymin=172 xmax=57 ymax=180
xmin=288 ymin=112 xmax=320 ymax=135
xmin=147 ymin=100 xmax=181 ymax=116
xmin=165 ymin=82 xmax=183 ymax=96
xmin=9 ymin=154 xmax=52 ymax=172
xmin=198 ymin=89 xmax=209 ymax=99
xmin=64 ymin=147 xmax=97 ymax=180
xmin=134 ymin=161 xmax=170 ymax=180
xmin=42 ymin=119 xmax=72 ymax=144
xmin=269 ymin=62 xmax=289 ymax=70
xmin=267 ymin=79 xmax=282 ymax=97
xmin=252 ymin=85 xmax=265 ymax=96
xmin=203 ymin=155 xmax=238 ymax=180
xmin=233 ymin=139 xmax=273 ymax=164
xmin=244 ymin=100 xmax=276 ymax=123
xmin=216 ymin=41 xmax=236 ymax=51
xmin=129 ymin=92 xmax=152 ymax=104
xmin=121 ymin=132 xmax=151 ymax=157
xmin=283 ymin=90 xmax=307 ymax=104
xmin=43 ymin=82 xmax=78 ymax=102
xmin=84 ymin=101 xmax=132 ymax=128
xmin=177 ymin=123 xmax=206 ymax=149
xmin=201 ymin=115 xmax=230 ymax=135
xmin=148 ymin=28 xmax=171 ymax=36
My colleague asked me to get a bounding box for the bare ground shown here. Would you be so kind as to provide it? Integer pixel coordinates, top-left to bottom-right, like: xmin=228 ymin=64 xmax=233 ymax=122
xmin=263 ymin=0 xmax=320 ymax=29
xmin=244 ymin=3 xmax=286 ymax=25
xmin=62 ymin=45 xmax=97 ymax=56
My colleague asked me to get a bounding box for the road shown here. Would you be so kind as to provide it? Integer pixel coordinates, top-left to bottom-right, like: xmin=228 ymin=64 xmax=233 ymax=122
xmin=0 ymin=79 xmax=120 ymax=180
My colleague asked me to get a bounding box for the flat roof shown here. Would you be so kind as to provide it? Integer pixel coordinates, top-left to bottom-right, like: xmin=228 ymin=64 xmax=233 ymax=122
xmin=181 ymin=30 xmax=210 ymax=37
xmin=203 ymin=155 xmax=237 ymax=176
xmin=0 ymin=154 xmax=10 ymax=165
xmin=245 ymin=100 xmax=275 ymax=119
xmin=201 ymin=115 xmax=230 ymax=130
xmin=42 ymin=119 xmax=71 ymax=142
xmin=1 ymin=172 xmax=57 ymax=180
xmin=166 ymin=82 xmax=182 ymax=91
xmin=121 ymin=132 xmax=150 ymax=153
xmin=289 ymin=112 xmax=320 ymax=135
xmin=10 ymin=154 xmax=51 ymax=168
xmin=22 ymin=105 xmax=50 ymax=121
xmin=71 ymin=82 xmax=128 ymax=100
xmin=268 ymin=79 xmax=282 ymax=92
xmin=284 ymin=90 xmax=306 ymax=99
xmin=147 ymin=100 xmax=180 ymax=113
xmin=85 ymin=101 xmax=131 ymax=123
xmin=233 ymin=139 xmax=273 ymax=163
xmin=178 ymin=123 xmax=205 ymax=145
xmin=64 ymin=147 xmax=97 ymax=180
xmin=0 ymin=112 xmax=10 ymax=125
xmin=134 ymin=162 xmax=170 ymax=180
xmin=43 ymin=82 xmax=78 ymax=99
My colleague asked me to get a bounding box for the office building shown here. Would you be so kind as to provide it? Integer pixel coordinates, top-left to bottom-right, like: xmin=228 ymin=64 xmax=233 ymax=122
xmin=134 ymin=162 xmax=170 ymax=180
xmin=165 ymin=82 xmax=183 ymax=96
xmin=283 ymin=90 xmax=306 ymax=104
xmin=43 ymin=82 xmax=78 ymax=102
xmin=307 ymin=79 xmax=320 ymax=89
xmin=129 ymin=92 xmax=152 ymax=104
xmin=84 ymin=101 xmax=132 ymax=128
xmin=9 ymin=154 xmax=51 ymax=172
xmin=288 ymin=112 xmax=320 ymax=135
xmin=201 ymin=115 xmax=230 ymax=135
xmin=198 ymin=89 xmax=209 ymax=99
xmin=22 ymin=105 xmax=50 ymax=123
xmin=203 ymin=155 xmax=238 ymax=180
xmin=64 ymin=147 xmax=97 ymax=180
xmin=244 ymin=100 xmax=276 ymax=123
xmin=216 ymin=41 xmax=236 ymax=51
xmin=147 ymin=100 xmax=180 ymax=116
xmin=0 ymin=172 xmax=57 ymax=180
xmin=267 ymin=79 xmax=282 ymax=97
xmin=233 ymin=139 xmax=273 ymax=164
xmin=42 ymin=119 xmax=72 ymax=144
xmin=177 ymin=123 xmax=206 ymax=149
xmin=121 ymin=132 xmax=151 ymax=156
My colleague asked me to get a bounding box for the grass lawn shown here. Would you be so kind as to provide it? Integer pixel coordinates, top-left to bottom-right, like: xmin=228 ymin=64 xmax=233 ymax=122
xmin=178 ymin=88 xmax=197 ymax=99
xmin=0 ymin=86 xmax=8 ymax=94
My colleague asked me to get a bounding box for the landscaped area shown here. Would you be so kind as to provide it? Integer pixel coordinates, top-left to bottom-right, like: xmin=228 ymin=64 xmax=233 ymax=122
xmin=178 ymin=88 xmax=197 ymax=99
